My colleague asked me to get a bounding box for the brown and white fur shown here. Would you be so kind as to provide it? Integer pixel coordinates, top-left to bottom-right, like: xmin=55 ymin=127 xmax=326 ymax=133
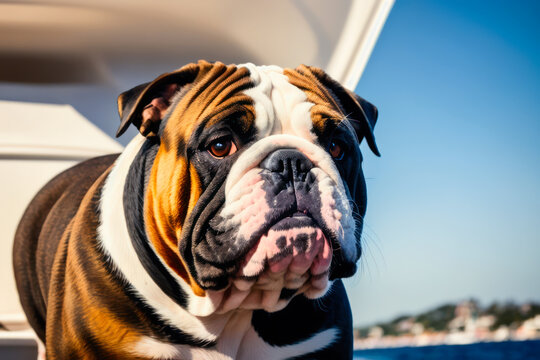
xmin=13 ymin=61 xmax=379 ymax=359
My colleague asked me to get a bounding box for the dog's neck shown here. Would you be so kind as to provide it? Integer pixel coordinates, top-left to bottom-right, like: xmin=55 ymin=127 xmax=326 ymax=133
xmin=99 ymin=135 xmax=221 ymax=341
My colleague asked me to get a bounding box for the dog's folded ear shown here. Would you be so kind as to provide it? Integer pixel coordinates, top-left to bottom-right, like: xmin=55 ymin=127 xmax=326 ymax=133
xmin=298 ymin=65 xmax=380 ymax=156
xmin=116 ymin=63 xmax=200 ymax=138
xmin=341 ymin=89 xmax=380 ymax=157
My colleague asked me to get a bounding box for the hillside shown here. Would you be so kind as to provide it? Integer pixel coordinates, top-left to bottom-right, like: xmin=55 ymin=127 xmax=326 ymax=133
xmin=354 ymin=300 xmax=540 ymax=349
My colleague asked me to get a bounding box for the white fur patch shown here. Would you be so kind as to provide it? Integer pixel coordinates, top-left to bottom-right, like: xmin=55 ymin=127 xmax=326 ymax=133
xmin=237 ymin=327 xmax=338 ymax=360
xmin=240 ymin=63 xmax=316 ymax=141
xmin=132 ymin=336 xmax=231 ymax=360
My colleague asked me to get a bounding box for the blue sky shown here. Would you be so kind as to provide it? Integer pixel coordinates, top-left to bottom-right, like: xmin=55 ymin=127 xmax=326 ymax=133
xmin=346 ymin=0 xmax=540 ymax=326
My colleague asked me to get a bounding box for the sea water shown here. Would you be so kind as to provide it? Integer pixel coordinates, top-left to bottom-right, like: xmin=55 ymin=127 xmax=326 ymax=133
xmin=353 ymin=339 xmax=540 ymax=359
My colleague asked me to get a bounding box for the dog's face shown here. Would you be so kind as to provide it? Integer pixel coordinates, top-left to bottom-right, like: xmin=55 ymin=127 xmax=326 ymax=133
xmin=117 ymin=61 xmax=378 ymax=314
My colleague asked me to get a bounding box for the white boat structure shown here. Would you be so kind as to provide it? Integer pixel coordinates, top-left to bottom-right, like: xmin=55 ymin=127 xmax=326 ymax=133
xmin=0 ymin=0 xmax=393 ymax=357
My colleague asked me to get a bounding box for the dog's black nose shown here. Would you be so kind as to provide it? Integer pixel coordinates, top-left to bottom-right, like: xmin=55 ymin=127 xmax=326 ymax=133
xmin=260 ymin=149 xmax=313 ymax=178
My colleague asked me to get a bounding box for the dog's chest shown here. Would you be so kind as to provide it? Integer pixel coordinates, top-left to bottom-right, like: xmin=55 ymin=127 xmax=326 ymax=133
xmin=132 ymin=310 xmax=336 ymax=360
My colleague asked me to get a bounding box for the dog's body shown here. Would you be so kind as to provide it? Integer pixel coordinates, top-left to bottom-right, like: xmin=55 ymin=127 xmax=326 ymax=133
xmin=13 ymin=61 xmax=379 ymax=359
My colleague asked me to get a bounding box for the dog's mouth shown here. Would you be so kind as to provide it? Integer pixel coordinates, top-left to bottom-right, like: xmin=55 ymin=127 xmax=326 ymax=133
xmin=212 ymin=212 xmax=334 ymax=313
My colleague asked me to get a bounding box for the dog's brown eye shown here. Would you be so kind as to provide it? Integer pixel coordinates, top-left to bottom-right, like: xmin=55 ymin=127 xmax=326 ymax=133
xmin=208 ymin=137 xmax=237 ymax=158
xmin=329 ymin=140 xmax=345 ymax=160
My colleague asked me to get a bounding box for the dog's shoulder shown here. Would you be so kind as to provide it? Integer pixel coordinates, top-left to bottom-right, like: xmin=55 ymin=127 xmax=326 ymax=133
xmin=13 ymin=154 xmax=119 ymax=341
xmin=16 ymin=153 xmax=119 ymax=242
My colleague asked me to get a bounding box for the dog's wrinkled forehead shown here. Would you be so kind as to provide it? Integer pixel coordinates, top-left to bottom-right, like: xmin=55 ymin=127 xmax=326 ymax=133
xmin=116 ymin=60 xmax=378 ymax=156
xmin=163 ymin=63 xmax=351 ymax=147
xmin=240 ymin=64 xmax=323 ymax=140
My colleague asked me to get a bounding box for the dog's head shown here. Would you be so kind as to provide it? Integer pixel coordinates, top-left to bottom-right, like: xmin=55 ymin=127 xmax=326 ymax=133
xmin=117 ymin=61 xmax=379 ymax=315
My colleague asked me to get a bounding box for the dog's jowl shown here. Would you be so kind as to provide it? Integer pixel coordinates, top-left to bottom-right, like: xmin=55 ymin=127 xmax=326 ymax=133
xmin=13 ymin=61 xmax=379 ymax=359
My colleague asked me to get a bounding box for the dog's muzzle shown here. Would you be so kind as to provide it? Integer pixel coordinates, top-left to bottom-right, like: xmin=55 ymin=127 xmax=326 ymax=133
xmin=235 ymin=149 xmax=334 ymax=287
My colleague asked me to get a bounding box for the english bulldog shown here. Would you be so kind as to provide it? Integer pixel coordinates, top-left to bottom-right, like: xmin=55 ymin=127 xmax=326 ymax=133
xmin=13 ymin=60 xmax=379 ymax=359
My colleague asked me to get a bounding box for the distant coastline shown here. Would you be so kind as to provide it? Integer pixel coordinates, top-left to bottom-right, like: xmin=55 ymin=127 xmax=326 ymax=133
xmin=354 ymin=299 xmax=540 ymax=350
